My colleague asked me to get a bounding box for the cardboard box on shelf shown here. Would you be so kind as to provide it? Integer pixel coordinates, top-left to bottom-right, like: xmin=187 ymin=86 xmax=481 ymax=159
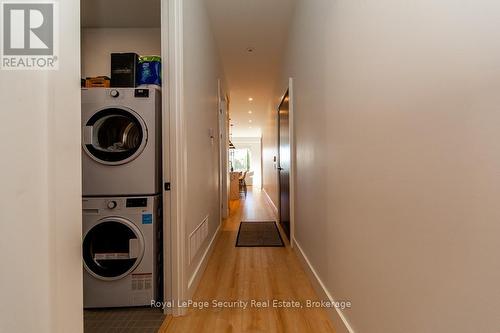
xmin=85 ymin=76 xmax=111 ymax=88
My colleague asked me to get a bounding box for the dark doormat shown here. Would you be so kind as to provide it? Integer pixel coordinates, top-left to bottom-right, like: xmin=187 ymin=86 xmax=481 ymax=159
xmin=236 ymin=221 xmax=285 ymax=247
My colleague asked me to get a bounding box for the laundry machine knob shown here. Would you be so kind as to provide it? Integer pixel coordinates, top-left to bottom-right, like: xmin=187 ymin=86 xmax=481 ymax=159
xmin=110 ymin=90 xmax=120 ymax=98
xmin=107 ymin=201 xmax=117 ymax=209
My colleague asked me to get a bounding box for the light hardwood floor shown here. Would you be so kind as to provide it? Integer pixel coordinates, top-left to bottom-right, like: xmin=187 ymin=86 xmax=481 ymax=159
xmin=159 ymin=188 xmax=336 ymax=333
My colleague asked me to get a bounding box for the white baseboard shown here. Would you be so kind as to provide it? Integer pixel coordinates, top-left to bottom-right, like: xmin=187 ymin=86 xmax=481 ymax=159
xmin=293 ymin=239 xmax=355 ymax=333
xmin=187 ymin=223 xmax=221 ymax=296
xmin=262 ymin=188 xmax=278 ymax=219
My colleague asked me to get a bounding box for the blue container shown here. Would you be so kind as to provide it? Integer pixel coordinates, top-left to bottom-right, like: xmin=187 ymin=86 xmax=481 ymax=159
xmin=136 ymin=56 xmax=161 ymax=86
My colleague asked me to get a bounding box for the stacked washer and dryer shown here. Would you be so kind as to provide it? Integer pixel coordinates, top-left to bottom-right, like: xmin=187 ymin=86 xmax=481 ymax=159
xmin=81 ymin=87 xmax=162 ymax=308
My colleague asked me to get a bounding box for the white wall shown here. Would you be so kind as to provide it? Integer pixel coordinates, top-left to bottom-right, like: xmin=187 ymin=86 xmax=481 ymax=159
xmin=268 ymin=0 xmax=500 ymax=332
xmin=0 ymin=1 xmax=83 ymax=332
xmin=232 ymin=137 xmax=262 ymax=188
xmin=81 ymin=28 xmax=161 ymax=78
xmin=182 ymin=0 xmax=226 ymax=296
xmin=262 ymin=101 xmax=279 ymax=209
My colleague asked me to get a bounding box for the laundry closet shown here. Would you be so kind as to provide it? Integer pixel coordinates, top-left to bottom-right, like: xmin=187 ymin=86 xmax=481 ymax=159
xmin=80 ymin=0 xmax=168 ymax=330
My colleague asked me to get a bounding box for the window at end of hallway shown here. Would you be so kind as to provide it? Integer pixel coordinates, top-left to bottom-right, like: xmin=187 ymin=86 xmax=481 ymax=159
xmin=230 ymin=148 xmax=250 ymax=172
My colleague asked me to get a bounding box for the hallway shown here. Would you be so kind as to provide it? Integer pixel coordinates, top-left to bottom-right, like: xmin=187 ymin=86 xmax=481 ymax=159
xmin=160 ymin=188 xmax=336 ymax=333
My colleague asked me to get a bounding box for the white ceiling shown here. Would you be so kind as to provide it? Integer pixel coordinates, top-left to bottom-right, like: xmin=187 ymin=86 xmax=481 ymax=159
xmin=81 ymin=0 xmax=161 ymax=28
xmin=206 ymin=0 xmax=295 ymax=137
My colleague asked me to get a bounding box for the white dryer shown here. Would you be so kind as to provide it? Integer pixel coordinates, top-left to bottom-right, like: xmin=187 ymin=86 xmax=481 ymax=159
xmin=82 ymin=195 xmax=161 ymax=308
xmin=82 ymin=87 xmax=161 ymax=196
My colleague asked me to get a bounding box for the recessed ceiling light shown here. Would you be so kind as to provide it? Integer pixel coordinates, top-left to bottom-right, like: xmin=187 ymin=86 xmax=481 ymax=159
xmin=248 ymin=97 xmax=253 ymax=102
xmin=246 ymin=47 xmax=255 ymax=53
xmin=248 ymin=110 xmax=252 ymax=114
xmin=249 ymin=120 xmax=252 ymax=123
xmin=249 ymin=126 xmax=253 ymax=129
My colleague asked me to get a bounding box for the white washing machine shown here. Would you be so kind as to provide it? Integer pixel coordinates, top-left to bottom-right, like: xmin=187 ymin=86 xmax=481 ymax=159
xmin=82 ymin=195 xmax=161 ymax=308
xmin=82 ymin=87 xmax=162 ymax=197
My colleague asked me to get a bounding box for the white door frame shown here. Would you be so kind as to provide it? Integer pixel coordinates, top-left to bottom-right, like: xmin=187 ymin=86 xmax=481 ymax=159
xmin=289 ymin=78 xmax=296 ymax=249
xmin=162 ymin=0 xmax=187 ymax=316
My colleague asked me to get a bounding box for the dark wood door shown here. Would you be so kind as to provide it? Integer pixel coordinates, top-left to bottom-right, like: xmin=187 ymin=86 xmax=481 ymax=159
xmin=278 ymin=91 xmax=290 ymax=240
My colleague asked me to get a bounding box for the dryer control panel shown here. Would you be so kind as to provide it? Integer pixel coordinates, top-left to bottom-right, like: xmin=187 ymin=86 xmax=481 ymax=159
xmin=126 ymin=198 xmax=148 ymax=208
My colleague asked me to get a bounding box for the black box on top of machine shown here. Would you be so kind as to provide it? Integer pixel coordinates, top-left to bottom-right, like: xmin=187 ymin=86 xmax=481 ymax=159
xmin=110 ymin=53 xmax=139 ymax=87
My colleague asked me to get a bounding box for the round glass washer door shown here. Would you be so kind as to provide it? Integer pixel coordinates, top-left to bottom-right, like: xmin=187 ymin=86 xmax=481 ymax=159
xmin=82 ymin=107 xmax=148 ymax=165
xmin=82 ymin=217 xmax=145 ymax=281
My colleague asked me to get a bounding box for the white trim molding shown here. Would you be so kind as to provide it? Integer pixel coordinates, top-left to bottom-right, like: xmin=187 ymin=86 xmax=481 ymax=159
xmin=263 ymin=188 xmax=279 ymax=219
xmin=293 ymin=239 xmax=355 ymax=333
xmin=160 ymin=0 xmax=172 ymax=316
xmin=187 ymin=224 xmax=221 ymax=294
